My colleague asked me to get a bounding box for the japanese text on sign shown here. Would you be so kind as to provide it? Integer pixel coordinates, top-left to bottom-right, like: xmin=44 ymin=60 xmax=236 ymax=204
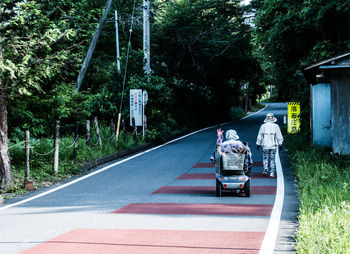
xmin=288 ymin=102 xmax=300 ymax=133
xmin=130 ymin=89 xmax=143 ymax=126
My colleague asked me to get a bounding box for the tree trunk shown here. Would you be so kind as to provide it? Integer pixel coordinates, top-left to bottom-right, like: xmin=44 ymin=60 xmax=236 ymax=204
xmin=0 ymin=35 xmax=13 ymax=189
xmin=0 ymin=89 xmax=12 ymax=189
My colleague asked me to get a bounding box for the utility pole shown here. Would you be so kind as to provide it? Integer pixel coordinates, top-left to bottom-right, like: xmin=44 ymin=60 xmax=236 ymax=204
xmin=270 ymin=84 xmax=272 ymax=99
xmin=115 ymin=10 xmax=121 ymax=142
xmin=245 ymin=82 xmax=249 ymax=112
xmin=143 ymin=0 xmax=150 ymax=74
xmin=115 ymin=10 xmax=121 ymax=73
xmin=75 ymin=0 xmax=113 ymax=91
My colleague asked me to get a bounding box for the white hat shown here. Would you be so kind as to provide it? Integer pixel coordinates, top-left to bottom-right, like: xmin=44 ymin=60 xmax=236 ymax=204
xmin=264 ymin=113 xmax=277 ymax=123
xmin=225 ymin=129 xmax=239 ymax=140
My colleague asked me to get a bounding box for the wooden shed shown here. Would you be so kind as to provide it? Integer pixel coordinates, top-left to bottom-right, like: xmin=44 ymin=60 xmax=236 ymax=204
xmin=303 ymin=52 xmax=350 ymax=154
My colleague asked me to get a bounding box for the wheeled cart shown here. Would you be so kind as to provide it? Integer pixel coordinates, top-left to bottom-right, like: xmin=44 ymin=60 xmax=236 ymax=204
xmin=214 ymin=149 xmax=251 ymax=197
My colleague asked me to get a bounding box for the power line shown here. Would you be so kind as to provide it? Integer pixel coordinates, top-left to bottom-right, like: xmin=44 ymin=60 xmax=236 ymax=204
xmin=119 ymin=0 xmax=137 ymax=114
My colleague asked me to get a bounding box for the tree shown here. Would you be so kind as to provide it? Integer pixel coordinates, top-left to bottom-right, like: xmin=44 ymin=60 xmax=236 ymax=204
xmin=152 ymin=0 xmax=260 ymax=123
xmin=0 ymin=1 xmax=76 ymax=188
xmin=253 ymin=0 xmax=350 ymax=101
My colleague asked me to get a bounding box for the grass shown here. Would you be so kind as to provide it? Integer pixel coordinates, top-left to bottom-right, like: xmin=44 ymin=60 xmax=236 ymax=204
xmin=284 ymin=132 xmax=350 ymax=253
xmin=2 ymin=125 xmax=145 ymax=198
xmin=250 ymin=102 xmax=266 ymax=112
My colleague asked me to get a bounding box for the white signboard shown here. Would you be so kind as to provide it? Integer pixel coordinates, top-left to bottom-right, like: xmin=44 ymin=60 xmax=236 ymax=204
xmin=130 ymin=89 xmax=142 ymax=126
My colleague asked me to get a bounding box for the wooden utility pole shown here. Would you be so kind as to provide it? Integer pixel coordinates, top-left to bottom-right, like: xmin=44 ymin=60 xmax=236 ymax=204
xmin=75 ymin=0 xmax=113 ymax=91
xmin=143 ymin=0 xmax=151 ymax=74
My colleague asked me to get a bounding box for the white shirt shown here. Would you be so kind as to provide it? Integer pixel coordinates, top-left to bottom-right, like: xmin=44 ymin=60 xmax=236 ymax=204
xmin=256 ymin=122 xmax=283 ymax=149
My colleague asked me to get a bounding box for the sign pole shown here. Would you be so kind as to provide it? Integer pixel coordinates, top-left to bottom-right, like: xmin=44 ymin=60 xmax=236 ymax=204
xmin=142 ymin=101 xmax=145 ymax=137
xmin=142 ymin=90 xmax=148 ymax=138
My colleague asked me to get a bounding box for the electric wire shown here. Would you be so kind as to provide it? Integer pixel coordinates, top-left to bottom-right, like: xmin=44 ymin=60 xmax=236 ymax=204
xmin=119 ymin=0 xmax=137 ymax=114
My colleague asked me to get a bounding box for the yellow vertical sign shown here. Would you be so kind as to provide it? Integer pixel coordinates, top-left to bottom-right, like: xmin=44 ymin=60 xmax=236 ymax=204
xmin=288 ymin=102 xmax=301 ymax=133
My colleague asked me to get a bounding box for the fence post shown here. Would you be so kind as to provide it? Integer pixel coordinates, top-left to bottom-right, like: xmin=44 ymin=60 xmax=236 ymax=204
xmin=110 ymin=119 xmax=116 ymax=139
xmin=86 ymin=120 xmax=91 ymax=149
xmin=74 ymin=122 xmax=79 ymax=160
xmin=53 ymin=120 xmax=60 ymax=175
xmin=94 ymin=116 xmax=102 ymax=148
xmin=24 ymin=130 xmax=33 ymax=191
xmin=132 ymin=117 xmax=137 ymax=145
xmin=121 ymin=119 xmax=126 ymax=143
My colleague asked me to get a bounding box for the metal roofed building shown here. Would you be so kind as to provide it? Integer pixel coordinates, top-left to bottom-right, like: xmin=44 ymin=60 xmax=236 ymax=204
xmin=303 ymin=52 xmax=350 ymax=154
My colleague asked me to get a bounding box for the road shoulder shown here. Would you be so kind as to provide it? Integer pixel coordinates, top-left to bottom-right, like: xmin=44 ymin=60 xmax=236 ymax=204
xmin=274 ymin=149 xmax=299 ymax=253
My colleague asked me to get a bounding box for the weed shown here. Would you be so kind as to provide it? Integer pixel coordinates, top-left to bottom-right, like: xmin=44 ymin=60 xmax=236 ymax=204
xmin=285 ymin=133 xmax=350 ymax=253
xmin=2 ymin=125 xmax=145 ymax=197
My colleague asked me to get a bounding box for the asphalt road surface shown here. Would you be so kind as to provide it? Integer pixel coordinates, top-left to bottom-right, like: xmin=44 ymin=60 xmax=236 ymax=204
xmin=0 ymin=102 xmax=298 ymax=254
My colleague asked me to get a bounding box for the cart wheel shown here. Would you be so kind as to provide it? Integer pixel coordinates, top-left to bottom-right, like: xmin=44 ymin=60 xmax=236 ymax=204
xmin=246 ymin=168 xmax=252 ymax=177
xmin=216 ymin=180 xmax=222 ymax=197
xmin=244 ymin=180 xmax=251 ymax=197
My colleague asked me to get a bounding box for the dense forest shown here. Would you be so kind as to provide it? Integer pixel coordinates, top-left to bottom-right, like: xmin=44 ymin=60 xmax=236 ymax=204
xmin=1 ymin=0 xmax=350 ymax=188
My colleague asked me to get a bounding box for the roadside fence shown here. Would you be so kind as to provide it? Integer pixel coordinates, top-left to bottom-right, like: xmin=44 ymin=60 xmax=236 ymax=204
xmin=9 ymin=117 xmax=135 ymax=190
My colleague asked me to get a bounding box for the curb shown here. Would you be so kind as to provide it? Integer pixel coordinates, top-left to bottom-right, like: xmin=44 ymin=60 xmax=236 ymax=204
xmin=78 ymin=129 xmax=197 ymax=172
xmin=80 ymin=142 xmax=155 ymax=172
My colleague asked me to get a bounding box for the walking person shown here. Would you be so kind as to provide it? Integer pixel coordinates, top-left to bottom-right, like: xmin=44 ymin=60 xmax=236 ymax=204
xmin=256 ymin=113 xmax=283 ymax=177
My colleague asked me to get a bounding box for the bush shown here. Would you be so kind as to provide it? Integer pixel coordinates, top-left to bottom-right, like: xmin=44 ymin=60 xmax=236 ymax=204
xmin=230 ymin=106 xmax=245 ymax=120
xmin=2 ymin=124 xmax=145 ymax=197
xmin=285 ymin=132 xmax=350 ymax=253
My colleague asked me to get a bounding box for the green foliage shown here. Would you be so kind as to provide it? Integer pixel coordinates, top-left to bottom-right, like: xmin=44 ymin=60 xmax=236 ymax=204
xmin=2 ymin=1 xmax=76 ymax=94
xmin=152 ymin=0 xmax=262 ymax=122
xmin=253 ymin=0 xmax=350 ymax=102
xmin=230 ymin=106 xmax=245 ymax=120
xmin=285 ymin=133 xmax=350 ymax=253
xmin=1 ymin=0 xmax=260 ymax=142
xmin=1 ymin=0 xmax=97 ymax=140
xmin=0 ymin=0 xmax=263 ymax=189
xmin=2 ymin=123 xmax=145 ymax=196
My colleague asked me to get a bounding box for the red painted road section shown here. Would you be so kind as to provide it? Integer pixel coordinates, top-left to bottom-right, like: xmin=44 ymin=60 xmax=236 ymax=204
xmin=192 ymin=162 xmax=215 ymax=168
xmin=176 ymin=173 xmax=215 ymax=179
xmin=152 ymin=186 xmax=276 ymax=195
xmin=19 ymin=159 xmax=275 ymax=254
xmin=176 ymin=172 xmax=270 ymax=180
xmin=112 ymin=203 xmax=273 ymax=216
xmin=20 ymin=228 xmax=265 ymax=254
xmin=192 ymin=161 xmax=263 ymax=168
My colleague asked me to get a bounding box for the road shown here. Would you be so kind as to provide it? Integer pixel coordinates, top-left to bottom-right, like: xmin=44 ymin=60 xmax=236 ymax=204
xmin=0 ymin=102 xmax=298 ymax=254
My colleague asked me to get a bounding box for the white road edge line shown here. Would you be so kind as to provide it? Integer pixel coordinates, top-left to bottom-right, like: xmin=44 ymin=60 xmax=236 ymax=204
xmin=241 ymin=104 xmax=267 ymax=119
xmin=259 ymin=148 xmax=285 ymax=254
xmin=245 ymin=103 xmax=285 ymax=253
xmin=0 ymin=105 xmax=268 ymax=213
